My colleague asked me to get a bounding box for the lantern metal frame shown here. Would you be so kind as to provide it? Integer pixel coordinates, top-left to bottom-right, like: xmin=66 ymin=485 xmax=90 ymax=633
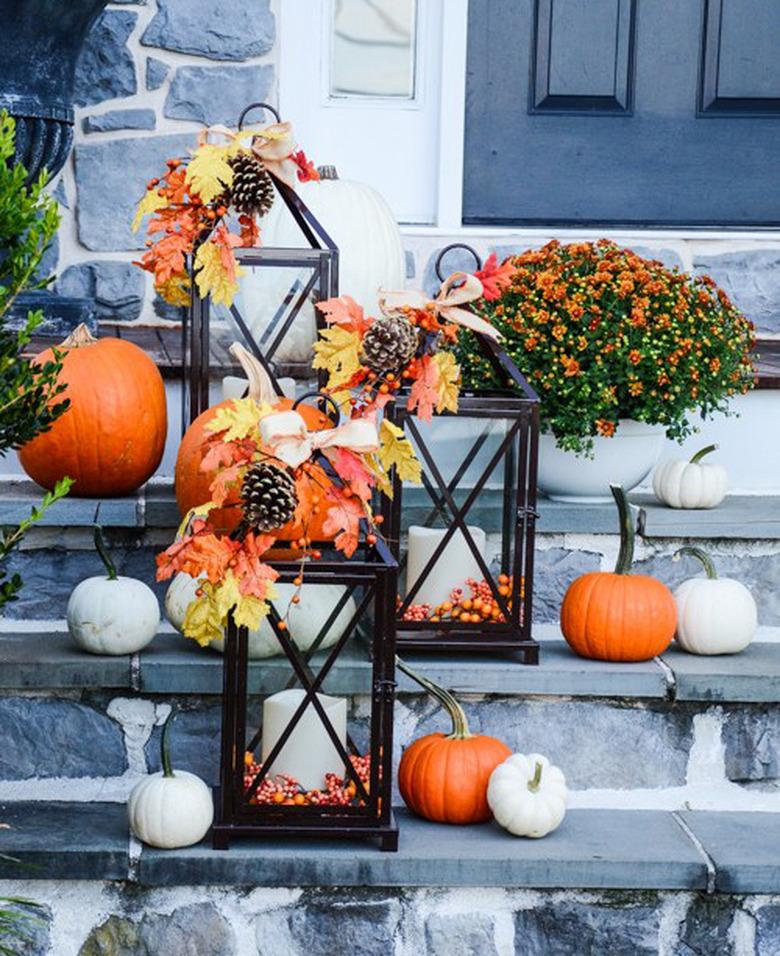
xmin=213 ymin=538 xmax=399 ymax=851
xmin=183 ymin=102 xmax=339 ymax=431
xmin=381 ymin=245 xmax=540 ymax=663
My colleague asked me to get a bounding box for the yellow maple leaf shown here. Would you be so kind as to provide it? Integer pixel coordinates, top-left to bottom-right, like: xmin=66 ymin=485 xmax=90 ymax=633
xmin=432 ymin=351 xmax=461 ymax=414
xmin=182 ymin=583 xmax=223 ymax=647
xmin=233 ymin=594 xmax=271 ymax=632
xmin=132 ymin=188 xmax=167 ymax=233
xmin=312 ymin=326 xmax=362 ymax=389
xmin=185 ymin=143 xmax=236 ymax=203
xmin=156 ymin=273 xmax=192 ymax=307
xmin=378 ymin=420 xmax=422 ymax=484
xmin=206 ymin=396 xmax=270 ymax=442
xmin=365 ymin=453 xmax=394 ymax=499
xmin=194 ymin=240 xmax=244 ymax=307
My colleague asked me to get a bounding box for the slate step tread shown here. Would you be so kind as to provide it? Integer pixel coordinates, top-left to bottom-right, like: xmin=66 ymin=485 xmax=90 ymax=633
xmin=2 ymin=629 xmax=779 ymax=702
xmin=0 ymin=802 xmax=776 ymax=892
xmin=2 ymin=479 xmax=780 ymax=539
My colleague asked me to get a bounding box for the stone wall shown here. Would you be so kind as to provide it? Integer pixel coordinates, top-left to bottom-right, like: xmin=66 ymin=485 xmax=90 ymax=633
xmin=1 ymin=880 xmax=779 ymax=956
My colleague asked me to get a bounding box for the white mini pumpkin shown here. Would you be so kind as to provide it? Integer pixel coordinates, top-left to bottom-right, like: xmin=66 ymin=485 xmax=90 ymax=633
xmin=67 ymin=526 xmax=159 ymax=655
xmin=165 ymin=573 xmax=357 ymax=659
xmin=128 ymin=710 xmax=213 ymax=849
xmin=652 ymin=444 xmax=727 ymax=509
xmin=673 ymin=546 xmax=757 ymax=655
xmin=487 ymin=753 xmax=567 ymax=838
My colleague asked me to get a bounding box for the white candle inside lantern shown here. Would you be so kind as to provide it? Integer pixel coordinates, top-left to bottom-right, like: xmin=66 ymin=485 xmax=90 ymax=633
xmin=221 ymin=375 xmax=296 ymax=402
xmin=261 ymin=688 xmax=347 ymax=790
xmin=406 ymin=525 xmax=487 ymax=608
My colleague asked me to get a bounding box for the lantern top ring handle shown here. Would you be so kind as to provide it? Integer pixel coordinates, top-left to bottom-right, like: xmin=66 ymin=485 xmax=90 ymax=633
xmin=434 ymin=243 xmax=482 ymax=283
xmin=238 ymin=101 xmax=281 ymax=130
xmin=293 ymin=391 xmax=341 ymax=427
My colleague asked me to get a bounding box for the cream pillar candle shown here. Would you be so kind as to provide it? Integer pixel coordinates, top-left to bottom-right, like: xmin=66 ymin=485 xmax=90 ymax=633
xmin=261 ymin=688 xmax=347 ymax=790
xmin=221 ymin=375 xmax=296 ymax=402
xmin=406 ymin=525 xmax=487 ymax=608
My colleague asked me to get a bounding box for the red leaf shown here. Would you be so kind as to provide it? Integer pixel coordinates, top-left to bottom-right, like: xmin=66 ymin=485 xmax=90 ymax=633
xmin=326 ymin=448 xmax=374 ymax=501
xmin=475 ymin=253 xmax=515 ymax=301
xmin=291 ymin=150 xmax=320 ymax=183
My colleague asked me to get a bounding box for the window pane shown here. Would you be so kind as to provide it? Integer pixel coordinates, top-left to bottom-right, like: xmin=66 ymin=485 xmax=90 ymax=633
xmin=331 ymin=0 xmax=417 ymax=98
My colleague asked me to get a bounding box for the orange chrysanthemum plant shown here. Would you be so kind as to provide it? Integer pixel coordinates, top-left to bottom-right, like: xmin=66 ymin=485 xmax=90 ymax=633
xmin=156 ymin=347 xmax=390 ymax=648
xmin=131 ymin=120 xmax=319 ymax=310
xmin=454 ymin=241 xmax=755 ymax=454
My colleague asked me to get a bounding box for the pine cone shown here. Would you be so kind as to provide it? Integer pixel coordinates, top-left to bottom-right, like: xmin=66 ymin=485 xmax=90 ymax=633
xmin=361 ymin=314 xmax=419 ymax=375
xmin=227 ymin=151 xmax=275 ymax=217
xmin=240 ymin=462 xmax=297 ymax=533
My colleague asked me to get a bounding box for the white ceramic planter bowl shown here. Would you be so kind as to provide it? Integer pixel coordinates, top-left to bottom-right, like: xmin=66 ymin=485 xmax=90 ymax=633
xmin=538 ymin=419 xmax=665 ymax=503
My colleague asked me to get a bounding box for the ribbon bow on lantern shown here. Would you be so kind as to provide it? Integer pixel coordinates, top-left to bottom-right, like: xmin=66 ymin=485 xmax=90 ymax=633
xmin=197 ymin=121 xmax=300 ymax=188
xmin=260 ymin=410 xmax=380 ymax=470
xmin=378 ymin=272 xmax=501 ymax=341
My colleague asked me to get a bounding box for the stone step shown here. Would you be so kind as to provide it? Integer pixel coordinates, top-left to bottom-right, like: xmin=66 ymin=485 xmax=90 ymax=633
xmin=1 ymin=801 xmax=778 ymax=895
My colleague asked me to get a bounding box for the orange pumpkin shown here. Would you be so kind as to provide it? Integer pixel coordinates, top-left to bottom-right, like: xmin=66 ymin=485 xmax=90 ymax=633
xmin=174 ymin=344 xmax=334 ymax=540
xmin=560 ymin=484 xmax=677 ymax=661
xmin=18 ymin=324 xmax=167 ymax=497
xmin=397 ymin=659 xmax=511 ymax=824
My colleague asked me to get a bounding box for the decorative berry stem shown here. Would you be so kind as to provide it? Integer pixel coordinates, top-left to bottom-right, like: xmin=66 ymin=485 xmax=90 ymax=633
xmin=673 ymin=545 xmax=718 ymax=580
xmin=611 ymin=484 xmax=635 ymax=575
xmin=93 ymin=525 xmax=118 ymax=581
xmin=690 ymin=444 xmax=718 ymax=465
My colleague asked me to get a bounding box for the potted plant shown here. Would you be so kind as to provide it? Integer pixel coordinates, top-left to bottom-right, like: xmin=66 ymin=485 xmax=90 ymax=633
xmin=453 ymin=240 xmax=755 ymax=502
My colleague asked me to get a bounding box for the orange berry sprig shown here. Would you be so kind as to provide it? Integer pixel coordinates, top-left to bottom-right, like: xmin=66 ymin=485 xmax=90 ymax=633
xmin=400 ymin=575 xmax=516 ymax=626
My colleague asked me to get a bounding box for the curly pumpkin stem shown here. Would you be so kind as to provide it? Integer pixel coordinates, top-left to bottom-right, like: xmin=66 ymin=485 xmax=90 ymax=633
xmin=673 ymin=545 xmax=718 ymax=580
xmin=528 ymin=761 xmax=544 ymax=792
xmin=228 ymin=342 xmax=276 ymax=405
xmin=93 ymin=525 xmax=118 ymax=581
xmin=690 ymin=443 xmax=718 ymax=465
xmin=610 ymin=484 xmax=635 ymax=575
xmin=396 ymin=656 xmax=472 ymax=740
xmin=161 ymin=709 xmax=176 ymax=778
xmin=62 ymin=323 xmax=97 ymax=348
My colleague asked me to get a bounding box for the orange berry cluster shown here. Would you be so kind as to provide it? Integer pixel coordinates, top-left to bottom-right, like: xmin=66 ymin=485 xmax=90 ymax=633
xmin=401 ymin=574 xmax=514 ymax=624
xmin=244 ymin=753 xmax=372 ymax=807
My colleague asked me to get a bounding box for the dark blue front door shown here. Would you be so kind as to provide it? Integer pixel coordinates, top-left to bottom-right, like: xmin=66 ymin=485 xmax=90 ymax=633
xmin=464 ymin=0 xmax=780 ymax=226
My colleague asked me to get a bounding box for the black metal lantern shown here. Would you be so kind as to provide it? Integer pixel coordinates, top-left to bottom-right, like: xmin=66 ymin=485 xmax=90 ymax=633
xmin=382 ymin=245 xmax=540 ymax=663
xmin=184 ymin=102 xmax=339 ymax=431
xmin=212 ymin=537 xmax=398 ymax=851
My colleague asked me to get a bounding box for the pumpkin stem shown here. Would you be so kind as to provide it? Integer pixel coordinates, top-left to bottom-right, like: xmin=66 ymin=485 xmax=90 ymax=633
xmin=673 ymin=545 xmax=718 ymax=580
xmin=161 ymin=709 xmax=176 ymax=778
xmin=396 ymin=656 xmax=472 ymax=740
xmin=611 ymin=484 xmax=635 ymax=575
xmin=62 ymin=323 xmax=97 ymax=348
xmin=93 ymin=525 xmax=118 ymax=581
xmin=228 ymin=342 xmax=277 ymax=404
xmin=528 ymin=761 xmax=543 ymax=793
xmin=690 ymin=444 xmax=718 ymax=465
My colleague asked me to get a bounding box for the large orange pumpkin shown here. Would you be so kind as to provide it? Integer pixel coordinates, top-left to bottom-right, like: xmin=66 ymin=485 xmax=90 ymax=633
xmin=397 ymin=659 xmax=511 ymax=824
xmin=175 ymin=344 xmax=334 ymax=540
xmin=18 ymin=324 xmax=167 ymax=497
xmin=560 ymin=484 xmax=677 ymax=661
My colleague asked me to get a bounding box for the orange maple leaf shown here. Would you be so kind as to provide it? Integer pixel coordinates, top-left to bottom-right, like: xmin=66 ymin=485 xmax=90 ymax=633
xmin=407 ymin=354 xmax=440 ymax=421
xmin=326 ymin=448 xmax=374 ymax=501
xmin=322 ymin=490 xmax=364 ymax=558
xmin=209 ymin=463 xmax=244 ymax=507
xmin=316 ymin=295 xmax=372 ymax=335
xmin=239 ymin=214 xmax=260 ymax=248
xmin=475 ymin=253 xmax=515 ymax=301
xmin=233 ymin=532 xmax=278 ymax=598
xmin=291 ymin=150 xmax=320 ymax=183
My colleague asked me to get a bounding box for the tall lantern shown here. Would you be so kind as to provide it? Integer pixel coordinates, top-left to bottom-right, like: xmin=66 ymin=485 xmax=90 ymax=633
xmin=213 ymin=526 xmax=399 ymax=851
xmin=382 ymin=246 xmax=541 ymax=663
xmin=184 ymin=102 xmax=339 ymax=430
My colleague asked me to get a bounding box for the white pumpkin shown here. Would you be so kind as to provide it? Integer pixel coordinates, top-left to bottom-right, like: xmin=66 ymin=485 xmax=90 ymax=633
xmin=652 ymin=444 xmax=727 ymax=509
xmin=128 ymin=711 xmax=213 ymax=849
xmin=487 ymin=753 xmax=568 ymax=838
xmin=67 ymin=527 xmax=159 ymax=655
xmin=165 ymin=573 xmax=357 ymax=659
xmin=673 ymin=546 xmax=757 ymax=655
xmin=245 ymin=168 xmax=406 ymax=363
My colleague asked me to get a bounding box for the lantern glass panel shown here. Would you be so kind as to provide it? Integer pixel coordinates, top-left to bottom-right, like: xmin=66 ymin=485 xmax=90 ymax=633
xmin=212 ymin=543 xmax=398 ymax=850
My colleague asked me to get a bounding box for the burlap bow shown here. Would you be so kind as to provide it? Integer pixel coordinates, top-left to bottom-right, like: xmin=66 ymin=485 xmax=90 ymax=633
xmin=378 ymin=272 xmax=501 ymax=340
xmin=259 ymin=410 xmax=379 ymax=470
xmin=197 ymin=122 xmax=299 ymax=188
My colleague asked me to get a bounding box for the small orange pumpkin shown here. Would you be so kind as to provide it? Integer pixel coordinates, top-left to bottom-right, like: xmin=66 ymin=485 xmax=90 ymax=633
xmin=18 ymin=324 xmax=167 ymax=497
xmin=397 ymin=658 xmax=511 ymax=824
xmin=175 ymin=344 xmax=334 ymax=540
xmin=560 ymin=484 xmax=677 ymax=661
